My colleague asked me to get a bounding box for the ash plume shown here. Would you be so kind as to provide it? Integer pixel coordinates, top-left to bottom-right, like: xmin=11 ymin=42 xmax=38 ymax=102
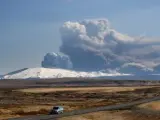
xmin=59 ymin=19 xmax=160 ymax=71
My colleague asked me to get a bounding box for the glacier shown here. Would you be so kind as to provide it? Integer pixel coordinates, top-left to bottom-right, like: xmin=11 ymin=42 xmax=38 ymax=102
xmin=3 ymin=68 xmax=131 ymax=79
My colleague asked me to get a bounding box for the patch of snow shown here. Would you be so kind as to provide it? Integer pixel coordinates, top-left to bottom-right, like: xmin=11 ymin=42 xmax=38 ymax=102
xmin=3 ymin=67 xmax=131 ymax=79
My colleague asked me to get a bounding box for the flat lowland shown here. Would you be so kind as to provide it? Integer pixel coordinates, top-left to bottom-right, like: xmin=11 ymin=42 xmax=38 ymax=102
xmin=17 ymin=86 xmax=155 ymax=93
xmin=0 ymin=79 xmax=159 ymax=120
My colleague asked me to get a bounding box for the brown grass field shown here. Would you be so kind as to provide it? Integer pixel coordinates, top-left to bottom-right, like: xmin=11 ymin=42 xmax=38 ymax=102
xmin=138 ymin=100 xmax=160 ymax=111
xmin=58 ymin=110 xmax=160 ymax=120
xmin=58 ymin=101 xmax=160 ymax=120
xmin=0 ymin=79 xmax=159 ymax=120
xmin=17 ymin=86 xmax=155 ymax=93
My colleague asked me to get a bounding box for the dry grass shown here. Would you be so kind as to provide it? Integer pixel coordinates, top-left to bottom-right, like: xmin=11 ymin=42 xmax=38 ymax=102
xmin=58 ymin=110 xmax=160 ymax=120
xmin=138 ymin=100 xmax=160 ymax=111
xmin=0 ymin=86 xmax=160 ymax=120
xmin=16 ymin=86 xmax=155 ymax=93
xmin=58 ymin=111 xmax=125 ymax=120
xmin=0 ymin=115 xmax=21 ymax=120
xmin=0 ymin=105 xmax=51 ymax=120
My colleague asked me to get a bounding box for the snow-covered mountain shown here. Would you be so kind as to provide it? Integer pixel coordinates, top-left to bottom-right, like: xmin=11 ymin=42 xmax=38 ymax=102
xmin=3 ymin=67 xmax=130 ymax=79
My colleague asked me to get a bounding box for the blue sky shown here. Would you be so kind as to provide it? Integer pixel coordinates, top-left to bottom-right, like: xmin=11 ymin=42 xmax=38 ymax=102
xmin=0 ymin=0 xmax=160 ymax=74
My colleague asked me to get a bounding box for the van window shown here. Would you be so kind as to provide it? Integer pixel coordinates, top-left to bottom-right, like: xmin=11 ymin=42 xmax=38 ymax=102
xmin=53 ymin=107 xmax=59 ymax=110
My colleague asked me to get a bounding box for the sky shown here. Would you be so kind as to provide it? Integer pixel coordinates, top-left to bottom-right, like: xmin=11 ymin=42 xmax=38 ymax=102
xmin=0 ymin=0 xmax=160 ymax=74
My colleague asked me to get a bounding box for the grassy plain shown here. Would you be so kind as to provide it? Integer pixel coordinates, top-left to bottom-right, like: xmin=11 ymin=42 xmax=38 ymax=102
xmin=59 ymin=110 xmax=160 ymax=120
xmin=17 ymin=86 xmax=155 ymax=93
xmin=0 ymin=79 xmax=159 ymax=120
xmin=138 ymin=100 xmax=160 ymax=111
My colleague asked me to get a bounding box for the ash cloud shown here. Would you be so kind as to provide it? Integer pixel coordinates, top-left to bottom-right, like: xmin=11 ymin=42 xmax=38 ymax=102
xmin=42 ymin=52 xmax=73 ymax=69
xmin=59 ymin=19 xmax=160 ymax=72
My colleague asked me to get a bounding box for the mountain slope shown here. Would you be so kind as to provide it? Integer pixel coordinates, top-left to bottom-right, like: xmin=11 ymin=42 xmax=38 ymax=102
xmin=3 ymin=68 xmax=129 ymax=79
xmin=6 ymin=68 xmax=28 ymax=75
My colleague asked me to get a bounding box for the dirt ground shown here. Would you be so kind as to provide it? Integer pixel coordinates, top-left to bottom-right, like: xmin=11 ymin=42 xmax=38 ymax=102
xmin=0 ymin=85 xmax=160 ymax=120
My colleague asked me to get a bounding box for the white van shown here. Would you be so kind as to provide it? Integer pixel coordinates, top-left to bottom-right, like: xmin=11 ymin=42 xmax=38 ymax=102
xmin=49 ymin=106 xmax=64 ymax=114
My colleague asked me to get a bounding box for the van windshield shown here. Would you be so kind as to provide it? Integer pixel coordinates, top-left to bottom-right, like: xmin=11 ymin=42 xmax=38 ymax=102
xmin=53 ymin=107 xmax=59 ymax=110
